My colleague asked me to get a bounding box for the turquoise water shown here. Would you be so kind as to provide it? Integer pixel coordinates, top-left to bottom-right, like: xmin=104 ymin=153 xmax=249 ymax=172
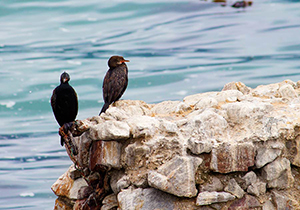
xmin=0 ymin=0 xmax=300 ymax=209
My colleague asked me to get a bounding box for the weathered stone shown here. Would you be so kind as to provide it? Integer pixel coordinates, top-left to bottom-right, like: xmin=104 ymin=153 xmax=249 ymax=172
xmin=242 ymin=171 xmax=257 ymax=187
xmin=228 ymin=194 xmax=261 ymax=210
xmin=196 ymin=191 xmax=235 ymax=206
xmin=279 ymin=84 xmax=297 ymax=99
xmin=110 ymin=170 xmax=130 ymax=194
xmin=262 ymin=158 xmax=290 ymax=181
xmin=117 ymin=187 xmax=178 ymax=210
xmin=247 ymin=181 xmax=266 ymax=197
xmin=190 ymin=109 xmax=228 ymax=137
xmin=124 ymin=142 xmax=151 ymax=168
xmin=148 ymin=156 xmax=202 ymax=197
xmin=262 ymin=200 xmax=276 ymax=210
xmin=158 ymin=119 xmax=178 ymax=134
xmin=101 ymin=194 xmax=118 ymax=210
xmin=54 ymin=198 xmax=73 ymax=210
xmin=187 ymin=137 xmax=213 ymax=155
xmin=126 ymin=115 xmax=159 ymax=138
xmin=51 ymin=165 xmax=88 ymax=200
xmin=210 ymin=142 xmax=255 ymax=173
xmin=89 ymin=140 xmax=122 ymax=171
xmin=199 ymin=176 xmax=224 ymax=192
xmin=194 ymin=97 xmax=218 ymax=110
xmin=88 ymin=120 xmax=130 ymax=140
xmin=272 ymin=190 xmax=293 ymax=210
xmin=224 ymin=178 xmax=245 ymax=199
xmin=222 ymin=101 xmax=272 ymax=125
xmin=76 ymin=133 xmax=93 ymax=168
xmin=151 ymin=101 xmax=182 ymax=115
xmin=222 ymin=81 xmax=251 ymax=95
xmin=255 ymin=143 xmax=283 ymax=168
xmin=69 ymin=164 xmax=82 ymax=180
xmin=215 ymin=90 xmax=243 ymax=102
xmin=267 ymin=166 xmax=294 ymax=189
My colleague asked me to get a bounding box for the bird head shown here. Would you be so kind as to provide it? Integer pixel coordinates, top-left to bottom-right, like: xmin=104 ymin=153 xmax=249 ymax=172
xmin=60 ymin=72 xmax=70 ymax=84
xmin=108 ymin=56 xmax=130 ymax=68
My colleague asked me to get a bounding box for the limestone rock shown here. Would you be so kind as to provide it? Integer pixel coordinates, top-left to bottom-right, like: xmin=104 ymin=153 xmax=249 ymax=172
xmin=242 ymin=171 xmax=257 ymax=187
xmin=262 ymin=158 xmax=294 ymax=190
xmin=262 ymin=200 xmax=276 ymax=210
xmin=224 ymin=178 xmax=245 ymax=199
xmin=279 ymin=84 xmax=297 ymax=99
xmin=110 ymin=171 xmax=130 ymax=194
xmin=187 ymin=137 xmax=213 ymax=155
xmin=196 ymin=191 xmax=235 ymax=206
xmin=51 ymin=166 xmax=88 ymax=200
xmin=272 ymin=190 xmax=293 ymax=210
xmin=124 ymin=142 xmax=151 ymax=168
xmin=199 ymin=176 xmax=224 ymax=192
xmin=222 ymin=81 xmax=251 ymax=95
xmin=88 ymin=120 xmax=130 ymax=140
xmin=89 ymin=140 xmax=122 ymax=171
xmin=148 ymin=156 xmax=202 ymax=197
xmin=255 ymin=142 xmax=283 ymax=168
xmin=194 ymin=97 xmax=218 ymax=110
xmin=126 ymin=115 xmax=159 ymax=138
xmin=262 ymin=158 xmax=290 ymax=181
xmin=210 ymin=142 xmax=255 ymax=173
xmin=101 ymin=194 xmax=118 ymax=210
xmin=228 ymin=194 xmax=261 ymax=210
xmin=117 ymin=187 xmax=178 ymax=210
xmin=247 ymin=181 xmax=266 ymax=197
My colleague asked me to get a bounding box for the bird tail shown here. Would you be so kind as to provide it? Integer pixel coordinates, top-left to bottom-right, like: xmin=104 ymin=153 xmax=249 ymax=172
xmin=99 ymin=103 xmax=109 ymax=115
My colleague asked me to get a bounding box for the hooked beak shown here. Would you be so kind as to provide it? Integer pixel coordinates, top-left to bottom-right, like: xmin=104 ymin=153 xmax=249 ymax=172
xmin=121 ymin=59 xmax=130 ymax=63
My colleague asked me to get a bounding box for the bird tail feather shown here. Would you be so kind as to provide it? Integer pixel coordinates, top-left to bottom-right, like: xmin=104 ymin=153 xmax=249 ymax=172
xmin=99 ymin=103 xmax=109 ymax=115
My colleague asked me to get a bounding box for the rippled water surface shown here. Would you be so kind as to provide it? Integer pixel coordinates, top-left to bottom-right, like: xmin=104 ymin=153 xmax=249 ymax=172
xmin=1 ymin=0 xmax=300 ymax=209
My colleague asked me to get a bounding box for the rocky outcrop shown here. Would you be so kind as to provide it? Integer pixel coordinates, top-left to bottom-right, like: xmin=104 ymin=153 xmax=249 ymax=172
xmin=52 ymin=80 xmax=300 ymax=209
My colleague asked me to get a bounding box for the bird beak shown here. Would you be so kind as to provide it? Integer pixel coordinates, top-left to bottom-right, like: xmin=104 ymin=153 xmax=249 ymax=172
xmin=122 ymin=59 xmax=130 ymax=63
xmin=63 ymin=78 xmax=68 ymax=83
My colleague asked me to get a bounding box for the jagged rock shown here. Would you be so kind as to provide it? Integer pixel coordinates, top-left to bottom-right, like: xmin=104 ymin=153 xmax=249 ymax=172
xmin=126 ymin=115 xmax=159 ymax=138
xmin=255 ymin=142 xmax=283 ymax=168
xmin=117 ymin=187 xmax=178 ymax=210
xmin=222 ymin=81 xmax=251 ymax=94
xmin=148 ymin=156 xmax=202 ymax=197
xmin=124 ymin=142 xmax=151 ymax=168
xmin=262 ymin=200 xmax=276 ymax=210
xmin=88 ymin=120 xmax=130 ymax=141
xmin=101 ymin=194 xmax=118 ymax=210
xmin=224 ymin=178 xmax=245 ymax=199
xmin=228 ymin=194 xmax=261 ymax=210
xmin=272 ymin=190 xmax=293 ymax=210
xmin=196 ymin=191 xmax=235 ymax=206
xmin=262 ymin=158 xmax=294 ymax=190
xmin=210 ymin=142 xmax=255 ymax=173
xmin=262 ymin=158 xmax=290 ymax=181
xmin=51 ymin=165 xmax=88 ymax=200
xmin=194 ymin=97 xmax=218 ymax=110
xmin=89 ymin=140 xmax=122 ymax=171
xmin=247 ymin=181 xmax=266 ymax=197
xmin=187 ymin=137 xmax=213 ymax=155
xmin=199 ymin=176 xmax=224 ymax=192
xmin=242 ymin=171 xmax=257 ymax=187
xmin=279 ymin=84 xmax=297 ymax=99
xmin=110 ymin=171 xmax=130 ymax=194
xmin=51 ymin=166 xmax=88 ymax=200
